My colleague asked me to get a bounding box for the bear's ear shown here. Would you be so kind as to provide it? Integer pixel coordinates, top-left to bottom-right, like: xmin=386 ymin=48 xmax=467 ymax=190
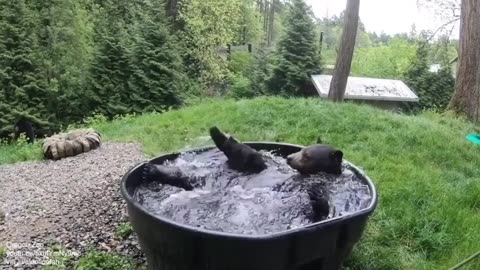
xmin=330 ymin=150 xmax=343 ymax=161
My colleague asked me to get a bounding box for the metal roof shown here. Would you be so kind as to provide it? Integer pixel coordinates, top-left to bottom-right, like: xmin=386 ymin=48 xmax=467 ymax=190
xmin=311 ymin=75 xmax=419 ymax=102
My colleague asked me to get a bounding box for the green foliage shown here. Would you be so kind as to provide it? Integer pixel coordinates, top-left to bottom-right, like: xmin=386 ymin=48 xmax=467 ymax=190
xmin=267 ymin=0 xmax=321 ymax=96
xmin=115 ymin=222 xmax=134 ymax=239
xmin=0 ymin=136 xmax=43 ymax=164
xmin=404 ymin=43 xmax=455 ymax=111
xmin=87 ymin=29 xmax=132 ymax=118
xmin=226 ymin=50 xmax=256 ymax=98
xmin=0 ymin=0 xmax=188 ymax=136
xmin=228 ymin=51 xmax=253 ymax=76
xmin=75 ymin=250 xmax=134 ymax=270
xmin=234 ymin=0 xmax=263 ymax=45
xmin=128 ymin=0 xmax=186 ymax=112
xmin=0 ymin=246 xmax=5 ymax=263
xmin=0 ymin=0 xmax=51 ymax=133
xmin=179 ymin=0 xmax=242 ymax=88
xmin=227 ymin=73 xmax=253 ymax=99
xmin=350 ymin=37 xmax=417 ymax=79
xmin=41 ymin=245 xmax=75 ymax=270
xmin=318 ymin=13 xmax=372 ymax=51
xmin=82 ymin=113 xmax=109 ymax=128
xmin=87 ymin=0 xmax=185 ymax=118
xmin=428 ymin=35 xmax=458 ymax=67
xmin=249 ymin=45 xmax=275 ymax=95
xmin=31 ymin=0 xmax=95 ymax=124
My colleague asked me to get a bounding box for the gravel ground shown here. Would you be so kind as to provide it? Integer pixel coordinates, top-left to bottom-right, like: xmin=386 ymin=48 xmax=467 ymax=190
xmin=0 ymin=142 xmax=148 ymax=269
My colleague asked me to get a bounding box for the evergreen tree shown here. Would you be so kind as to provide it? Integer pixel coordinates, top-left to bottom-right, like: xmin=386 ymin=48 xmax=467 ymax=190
xmin=403 ymin=43 xmax=455 ymax=111
xmin=267 ymin=0 xmax=321 ymax=96
xmin=0 ymin=0 xmax=50 ymax=136
xmin=129 ymin=0 xmax=185 ymax=112
xmin=87 ymin=27 xmax=132 ymax=118
xmin=30 ymin=0 xmax=95 ymax=124
xmin=86 ymin=0 xmax=140 ymax=118
xmin=178 ymin=0 xmax=242 ymax=89
xmin=249 ymin=44 xmax=275 ymax=95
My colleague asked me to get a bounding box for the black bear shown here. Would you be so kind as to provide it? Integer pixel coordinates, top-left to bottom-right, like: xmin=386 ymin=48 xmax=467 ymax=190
xmin=14 ymin=118 xmax=35 ymax=144
xmin=142 ymin=163 xmax=194 ymax=191
xmin=307 ymin=184 xmax=332 ymax=222
xmin=209 ymin=126 xmax=267 ymax=173
xmin=286 ymin=144 xmax=343 ymax=175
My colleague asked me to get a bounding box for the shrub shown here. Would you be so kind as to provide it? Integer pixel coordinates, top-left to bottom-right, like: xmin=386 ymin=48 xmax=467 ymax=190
xmin=403 ymin=44 xmax=455 ymax=112
xmin=228 ymin=51 xmax=253 ymax=77
xmin=227 ymin=73 xmax=254 ymax=99
xmin=267 ymin=0 xmax=321 ymax=96
xmin=75 ymin=250 xmax=134 ymax=270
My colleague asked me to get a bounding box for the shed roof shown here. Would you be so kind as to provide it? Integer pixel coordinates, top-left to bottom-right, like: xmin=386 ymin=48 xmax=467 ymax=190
xmin=311 ymin=75 xmax=419 ymax=102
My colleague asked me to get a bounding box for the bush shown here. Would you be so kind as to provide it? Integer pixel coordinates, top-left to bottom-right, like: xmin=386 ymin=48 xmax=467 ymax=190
xmin=248 ymin=45 xmax=275 ymax=95
xmin=351 ymin=38 xmax=417 ymax=79
xmin=227 ymin=73 xmax=254 ymax=99
xmin=75 ymin=250 xmax=134 ymax=270
xmin=115 ymin=222 xmax=134 ymax=239
xmin=403 ymin=44 xmax=455 ymax=112
xmin=0 ymin=246 xmax=6 ymax=262
xmin=228 ymin=51 xmax=253 ymax=77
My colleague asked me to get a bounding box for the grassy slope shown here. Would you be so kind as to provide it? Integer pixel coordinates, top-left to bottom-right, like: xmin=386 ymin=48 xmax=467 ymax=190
xmin=2 ymin=97 xmax=480 ymax=269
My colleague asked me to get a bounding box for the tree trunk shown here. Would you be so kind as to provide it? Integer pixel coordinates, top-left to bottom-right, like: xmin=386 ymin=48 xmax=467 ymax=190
xmin=264 ymin=0 xmax=269 ymax=42
xmin=267 ymin=0 xmax=275 ymax=46
xmin=166 ymin=0 xmax=178 ymax=19
xmin=447 ymin=0 xmax=480 ymax=121
xmin=328 ymin=0 xmax=360 ymax=102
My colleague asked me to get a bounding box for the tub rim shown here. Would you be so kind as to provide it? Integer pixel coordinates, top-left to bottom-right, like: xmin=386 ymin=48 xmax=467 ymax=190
xmin=120 ymin=141 xmax=378 ymax=240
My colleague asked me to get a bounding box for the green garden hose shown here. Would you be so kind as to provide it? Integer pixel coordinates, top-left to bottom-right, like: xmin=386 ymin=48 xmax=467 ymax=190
xmin=449 ymin=250 xmax=480 ymax=270
xmin=466 ymin=133 xmax=480 ymax=144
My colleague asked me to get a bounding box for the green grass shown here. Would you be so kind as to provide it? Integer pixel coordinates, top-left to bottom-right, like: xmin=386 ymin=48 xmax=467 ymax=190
xmin=1 ymin=97 xmax=480 ymax=269
xmin=74 ymin=250 xmax=136 ymax=270
xmin=115 ymin=222 xmax=134 ymax=240
xmin=0 ymin=136 xmax=43 ymax=164
xmin=40 ymin=245 xmax=76 ymax=270
xmin=0 ymin=246 xmax=6 ymax=263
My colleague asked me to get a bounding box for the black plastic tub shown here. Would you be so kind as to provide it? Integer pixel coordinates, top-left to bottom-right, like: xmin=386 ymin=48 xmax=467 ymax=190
xmin=120 ymin=142 xmax=378 ymax=270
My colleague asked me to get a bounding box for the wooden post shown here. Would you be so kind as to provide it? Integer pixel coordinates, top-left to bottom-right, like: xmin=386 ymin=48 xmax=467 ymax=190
xmin=327 ymin=0 xmax=360 ymax=102
xmin=319 ymin=31 xmax=324 ymax=56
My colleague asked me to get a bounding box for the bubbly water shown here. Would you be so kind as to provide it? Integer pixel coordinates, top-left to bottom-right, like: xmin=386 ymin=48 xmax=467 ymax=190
xmin=133 ymin=149 xmax=372 ymax=235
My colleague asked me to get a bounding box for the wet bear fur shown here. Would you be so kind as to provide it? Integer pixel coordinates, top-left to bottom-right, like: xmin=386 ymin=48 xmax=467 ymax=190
xmin=209 ymin=126 xmax=267 ymax=173
xmin=307 ymin=184 xmax=331 ymax=222
xmin=286 ymin=144 xmax=343 ymax=175
xmin=142 ymin=163 xmax=194 ymax=191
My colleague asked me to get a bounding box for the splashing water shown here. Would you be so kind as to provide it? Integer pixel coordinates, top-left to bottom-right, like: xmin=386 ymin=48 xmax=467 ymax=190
xmin=133 ymin=149 xmax=372 ymax=235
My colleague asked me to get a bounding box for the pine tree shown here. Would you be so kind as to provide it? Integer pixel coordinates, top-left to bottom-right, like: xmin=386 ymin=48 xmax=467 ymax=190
xmin=86 ymin=0 xmax=141 ymax=118
xmin=267 ymin=0 xmax=321 ymax=96
xmin=249 ymin=43 xmax=275 ymax=95
xmin=87 ymin=28 xmax=132 ymax=118
xmin=403 ymin=43 xmax=455 ymax=111
xmin=0 ymin=0 xmax=50 ymax=136
xmin=128 ymin=0 xmax=185 ymax=112
xmin=30 ymin=0 xmax=95 ymax=124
